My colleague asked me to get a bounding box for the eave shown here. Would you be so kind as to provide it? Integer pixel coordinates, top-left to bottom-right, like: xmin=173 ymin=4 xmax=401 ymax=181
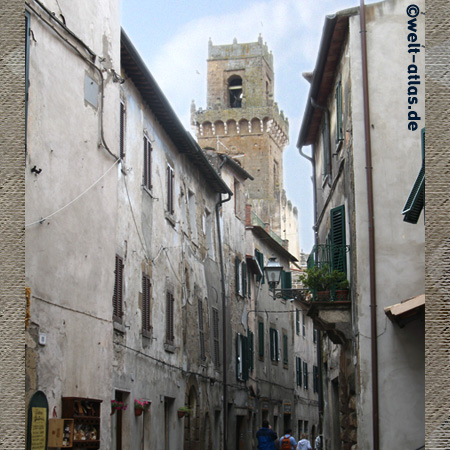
xmin=120 ymin=29 xmax=232 ymax=196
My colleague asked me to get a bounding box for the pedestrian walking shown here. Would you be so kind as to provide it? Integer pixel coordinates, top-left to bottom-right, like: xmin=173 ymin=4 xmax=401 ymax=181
xmin=314 ymin=435 xmax=322 ymax=450
xmin=280 ymin=428 xmax=297 ymax=450
xmin=296 ymin=433 xmax=312 ymax=450
xmin=256 ymin=420 xmax=278 ymax=450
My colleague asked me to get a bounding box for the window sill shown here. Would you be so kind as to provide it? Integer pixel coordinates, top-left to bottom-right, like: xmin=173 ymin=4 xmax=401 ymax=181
xmin=165 ymin=213 xmax=176 ymax=227
xmin=164 ymin=342 xmax=176 ymax=353
xmin=113 ymin=320 xmax=126 ymax=334
xmin=142 ymin=186 xmax=154 ymax=198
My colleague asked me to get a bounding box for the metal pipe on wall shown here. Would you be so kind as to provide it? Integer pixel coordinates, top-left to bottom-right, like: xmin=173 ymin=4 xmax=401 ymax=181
xmin=359 ymin=1 xmax=379 ymax=449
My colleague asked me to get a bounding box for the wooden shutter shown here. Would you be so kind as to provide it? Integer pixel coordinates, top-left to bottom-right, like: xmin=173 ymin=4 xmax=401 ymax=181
xmin=283 ymin=333 xmax=288 ymax=365
xmin=113 ymin=255 xmax=123 ymax=323
xmin=296 ymin=357 xmax=302 ymax=387
xmin=242 ymin=335 xmax=249 ymax=380
xmin=322 ymin=119 xmax=331 ymax=177
xmin=143 ymin=136 xmax=152 ymax=190
xmin=258 ymin=321 xmax=264 ymax=359
xmin=166 ymin=292 xmax=174 ymax=344
xmin=313 ymin=366 xmax=319 ymax=393
xmin=296 ymin=309 xmax=300 ymax=335
xmin=330 ymin=205 xmax=346 ymax=273
xmin=236 ymin=333 xmax=242 ymax=380
xmin=303 ymin=361 xmax=308 ymax=389
xmin=198 ymin=299 xmax=206 ymax=362
xmin=255 ymin=250 xmax=265 ymax=284
xmin=142 ymin=274 xmax=151 ymax=332
xmin=212 ymin=308 xmax=220 ymax=367
xmin=120 ymin=102 xmax=125 ymax=159
xmin=242 ymin=261 xmax=247 ymax=297
xmin=235 ymin=256 xmax=241 ymax=295
xmin=270 ymin=328 xmax=275 ymax=361
xmin=167 ymin=165 xmax=174 ymax=214
xmin=248 ymin=330 xmax=254 ymax=372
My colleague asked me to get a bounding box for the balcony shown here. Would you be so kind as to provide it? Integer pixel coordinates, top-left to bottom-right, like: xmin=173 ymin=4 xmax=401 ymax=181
xmin=303 ymin=244 xmax=352 ymax=344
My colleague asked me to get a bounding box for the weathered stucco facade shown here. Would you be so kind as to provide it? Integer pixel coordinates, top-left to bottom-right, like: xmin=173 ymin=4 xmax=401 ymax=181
xmin=297 ymin=1 xmax=425 ymax=449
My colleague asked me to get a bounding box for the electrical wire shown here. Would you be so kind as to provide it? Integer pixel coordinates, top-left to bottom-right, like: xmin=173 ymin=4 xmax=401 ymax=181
xmin=25 ymin=158 xmax=119 ymax=227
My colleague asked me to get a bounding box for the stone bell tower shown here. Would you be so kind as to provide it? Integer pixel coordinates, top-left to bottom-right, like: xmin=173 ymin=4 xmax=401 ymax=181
xmin=192 ymin=35 xmax=290 ymax=236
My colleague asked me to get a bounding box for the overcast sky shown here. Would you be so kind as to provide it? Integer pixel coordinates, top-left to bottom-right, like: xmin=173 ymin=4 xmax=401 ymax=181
xmin=121 ymin=0 xmax=379 ymax=252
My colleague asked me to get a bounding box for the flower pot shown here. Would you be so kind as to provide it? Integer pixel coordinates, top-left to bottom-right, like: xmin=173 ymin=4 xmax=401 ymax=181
xmin=316 ymin=291 xmax=330 ymax=301
xmin=135 ymin=408 xmax=143 ymax=417
xmin=335 ymin=289 xmax=349 ymax=301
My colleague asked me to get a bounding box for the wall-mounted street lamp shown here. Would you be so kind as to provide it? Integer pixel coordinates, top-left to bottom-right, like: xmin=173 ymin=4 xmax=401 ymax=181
xmin=264 ymin=256 xmax=307 ymax=302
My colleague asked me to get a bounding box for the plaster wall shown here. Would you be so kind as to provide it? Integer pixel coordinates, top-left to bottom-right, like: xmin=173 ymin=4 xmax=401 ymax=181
xmin=25 ymin=1 xmax=121 ymax=447
xmin=349 ymin=1 xmax=425 ymax=448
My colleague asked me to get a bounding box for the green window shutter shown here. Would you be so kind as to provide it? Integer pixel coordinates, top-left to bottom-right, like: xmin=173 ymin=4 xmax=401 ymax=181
xmin=258 ymin=321 xmax=264 ymax=359
xmin=335 ymin=79 xmax=343 ymax=143
xmin=236 ymin=333 xmax=241 ymax=380
xmin=270 ymin=328 xmax=276 ymax=361
xmin=255 ymin=250 xmax=265 ymax=284
xmin=283 ymin=333 xmax=288 ymax=365
xmin=243 ymin=335 xmax=249 ymax=380
xmin=303 ymin=361 xmax=308 ymax=389
xmin=322 ymin=120 xmax=331 ymax=177
xmin=402 ymin=128 xmax=425 ymax=224
xmin=330 ymin=205 xmax=346 ymax=274
xmin=313 ymin=366 xmax=319 ymax=393
xmin=296 ymin=309 xmax=300 ymax=335
xmin=248 ymin=330 xmax=254 ymax=372
xmin=248 ymin=265 xmax=252 ymax=297
xmin=296 ymin=357 xmax=302 ymax=387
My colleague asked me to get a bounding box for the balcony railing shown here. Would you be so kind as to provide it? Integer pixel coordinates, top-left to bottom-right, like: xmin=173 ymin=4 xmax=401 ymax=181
xmin=305 ymin=244 xmax=351 ymax=302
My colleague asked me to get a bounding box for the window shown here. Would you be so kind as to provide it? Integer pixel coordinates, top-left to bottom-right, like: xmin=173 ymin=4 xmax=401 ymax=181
xmin=205 ymin=209 xmax=214 ymax=259
xmin=296 ymin=357 xmax=302 ymax=387
xmin=248 ymin=330 xmax=254 ymax=373
xmin=212 ymin=308 xmax=220 ymax=367
xmin=302 ymin=313 xmax=306 ymax=338
xmin=234 ymin=179 xmax=242 ymax=218
xmin=142 ymin=273 xmax=151 ymax=335
xmin=188 ymin=191 xmax=197 ymax=241
xmin=113 ymin=255 xmax=124 ymax=324
xmin=228 ymin=76 xmax=243 ymax=108
xmin=313 ymin=328 xmax=318 ymax=344
xmin=283 ymin=332 xmax=288 ymax=366
xmin=335 ymin=77 xmax=343 ymax=143
xmin=330 ymin=205 xmax=347 ymax=274
xmin=143 ymin=135 xmax=152 ymax=191
xmin=165 ymin=292 xmax=174 ymax=345
xmin=235 ymin=257 xmax=247 ymax=297
xmin=303 ymin=361 xmax=308 ymax=389
xmin=120 ymin=102 xmax=125 ymax=159
xmin=236 ymin=333 xmax=249 ymax=381
xmin=270 ymin=328 xmax=280 ymax=362
xmin=313 ymin=365 xmax=319 ymax=393
xmin=198 ymin=299 xmax=206 ymax=362
xmin=322 ymin=118 xmax=331 ymax=179
xmin=281 ymin=270 xmax=292 ymax=300
xmin=166 ymin=164 xmax=174 ymax=215
xmin=296 ymin=309 xmax=300 ymax=335
xmin=258 ymin=321 xmax=264 ymax=360
xmin=255 ymin=250 xmax=265 ymax=284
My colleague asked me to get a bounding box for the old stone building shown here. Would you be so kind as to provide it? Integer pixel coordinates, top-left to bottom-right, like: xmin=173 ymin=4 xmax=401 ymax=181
xmin=192 ymin=36 xmax=299 ymax=257
xmin=297 ymin=1 xmax=425 ymax=449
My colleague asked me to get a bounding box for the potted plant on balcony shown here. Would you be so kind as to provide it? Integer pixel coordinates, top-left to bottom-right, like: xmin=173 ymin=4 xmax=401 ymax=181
xmin=299 ymin=265 xmax=333 ymax=301
xmin=330 ymin=271 xmax=350 ymax=301
xmin=111 ymin=400 xmax=127 ymax=415
xmin=177 ymin=406 xmax=191 ymax=419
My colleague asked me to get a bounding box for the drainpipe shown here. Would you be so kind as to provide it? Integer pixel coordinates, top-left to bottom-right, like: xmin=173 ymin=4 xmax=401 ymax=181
xmin=298 ymin=115 xmax=324 ymax=434
xmin=359 ymin=2 xmax=379 ymax=449
xmin=215 ymin=156 xmax=232 ymax=450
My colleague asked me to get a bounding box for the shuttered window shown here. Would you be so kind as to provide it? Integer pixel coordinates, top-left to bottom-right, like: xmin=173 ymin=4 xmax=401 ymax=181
xmin=330 ymin=205 xmax=346 ymax=274
xmin=296 ymin=309 xmax=300 ymax=335
xmin=313 ymin=365 xmax=319 ymax=393
xmin=166 ymin=164 xmax=174 ymax=215
xmin=236 ymin=333 xmax=249 ymax=381
xmin=283 ymin=332 xmax=288 ymax=366
xmin=322 ymin=119 xmax=331 ymax=177
xmin=212 ymin=308 xmax=220 ymax=367
xmin=113 ymin=255 xmax=124 ymax=324
xmin=142 ymin=273 xmax=151 ymax=334
xmin=248 ymin=330 xmax=254 ymax=372
xmin=258 ymin=321 xmax=264 ymax=360
xmin=270 ymin=328 xmax=280 ymax=362
xmin=335 ymin=78 xmax=343 ymax=143
xmin=235 ymin=257 xmax=246 ymax=296
xmin=143 ymin=136 xmax=152 ymax=191
xmin=198 ymin=299 xmax=206 ymax=362
xmin=166 ymin=292 xmax=174 ymax=344
xmin=120 ymin=102 xmax=125 ymax=159
xmin=255 ymin=250 xmax=265 ymax=284
xmin=281 ymin=270 xmax=292 ymax=299
xmin=296 ymin=357 xmax=302 ymax=387
xmin=303 ymin=361 xmax=308 ymax=389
